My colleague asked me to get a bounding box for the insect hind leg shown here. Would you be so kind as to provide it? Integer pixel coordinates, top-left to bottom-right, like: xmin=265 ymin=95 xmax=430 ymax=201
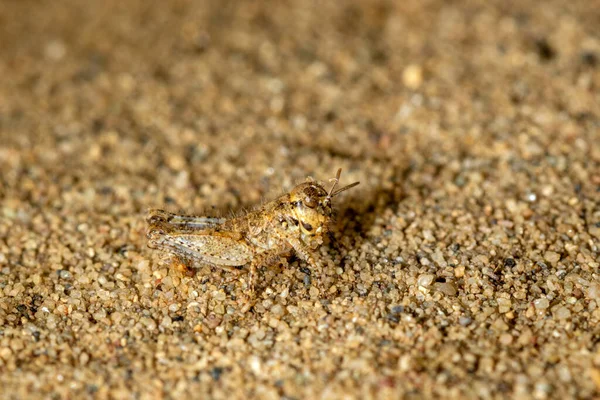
xmin=238 ymin=251 xmax=284 ymax=313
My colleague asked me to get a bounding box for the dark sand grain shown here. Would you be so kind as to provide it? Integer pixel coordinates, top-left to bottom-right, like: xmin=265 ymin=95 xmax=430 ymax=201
xmin=1 ymin=0 xmax=599 ymax=399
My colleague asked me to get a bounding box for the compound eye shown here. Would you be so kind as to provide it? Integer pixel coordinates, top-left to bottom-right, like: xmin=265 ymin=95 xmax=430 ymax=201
xmin=304 ymin=195 xmax=317 ymax=209
xmin=302 ymin=222 xmax=313 ymax=232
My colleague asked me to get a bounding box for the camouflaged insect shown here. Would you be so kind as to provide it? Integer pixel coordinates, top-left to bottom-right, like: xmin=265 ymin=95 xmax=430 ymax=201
xmin=146 ymin=169 xmax=359 ymax=311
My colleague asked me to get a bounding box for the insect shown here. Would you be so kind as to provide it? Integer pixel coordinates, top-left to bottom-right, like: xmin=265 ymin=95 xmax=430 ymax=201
xmin=146 ymin=168 xmax=359 ymax=311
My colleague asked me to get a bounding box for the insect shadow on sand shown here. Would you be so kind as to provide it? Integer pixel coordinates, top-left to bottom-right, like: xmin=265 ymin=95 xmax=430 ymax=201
xmin=326 ymin=163 xmax=412 ymax=296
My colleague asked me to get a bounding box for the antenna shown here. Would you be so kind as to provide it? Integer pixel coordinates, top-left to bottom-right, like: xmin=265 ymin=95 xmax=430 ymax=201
xmin=327 ymin=168 xmax=342 ymax=197
xmin=327 ymin=168 xmax=359 ymax=198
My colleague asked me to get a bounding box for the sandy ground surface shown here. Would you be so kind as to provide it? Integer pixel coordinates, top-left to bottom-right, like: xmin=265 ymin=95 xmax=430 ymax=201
xmin=1 ymin=0 xmax=599 ymax=398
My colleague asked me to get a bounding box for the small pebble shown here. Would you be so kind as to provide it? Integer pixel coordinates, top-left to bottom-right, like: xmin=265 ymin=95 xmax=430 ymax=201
xmin=499 ymin=333 xmax=513 ymax=345
xmin=402 ymin=64 xmax=424 ymax=89
xmin=587 ymin=284 xmax=600 ymax=300
xmin=554 ymin=306 xmax=571 ymax=320
xmin=434 ymin=282 xmax=457 ymax=296
xmin=418 ymin=274 xmax=435 ymax=287
xmin=497 ymin=298 xmax=512 ymax=314
xmin=544 ymin=251 xmax=561 ymax=265
xmin=534 ymin=298 xmax=550 ymax=310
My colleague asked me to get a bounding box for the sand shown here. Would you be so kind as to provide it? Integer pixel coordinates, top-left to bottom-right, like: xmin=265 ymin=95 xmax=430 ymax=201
xmin=0 ymin=0 xmax=599 ymax=398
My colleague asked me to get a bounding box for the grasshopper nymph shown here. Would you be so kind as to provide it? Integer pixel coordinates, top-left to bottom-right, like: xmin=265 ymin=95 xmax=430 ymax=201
xmin=146 ymin=169 xmax=359 ymax=311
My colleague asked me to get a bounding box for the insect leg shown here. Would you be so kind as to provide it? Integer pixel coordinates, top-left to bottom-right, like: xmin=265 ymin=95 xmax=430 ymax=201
xmin=287 ymin=238 xmax=332 ymax=295
xmin=239 ymin=259 xmax=259 ymax=313
xmin=287 ymin=238 xmax=319 ymax=269
xmin=238 ymin=250 xmax=284 ymax=313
